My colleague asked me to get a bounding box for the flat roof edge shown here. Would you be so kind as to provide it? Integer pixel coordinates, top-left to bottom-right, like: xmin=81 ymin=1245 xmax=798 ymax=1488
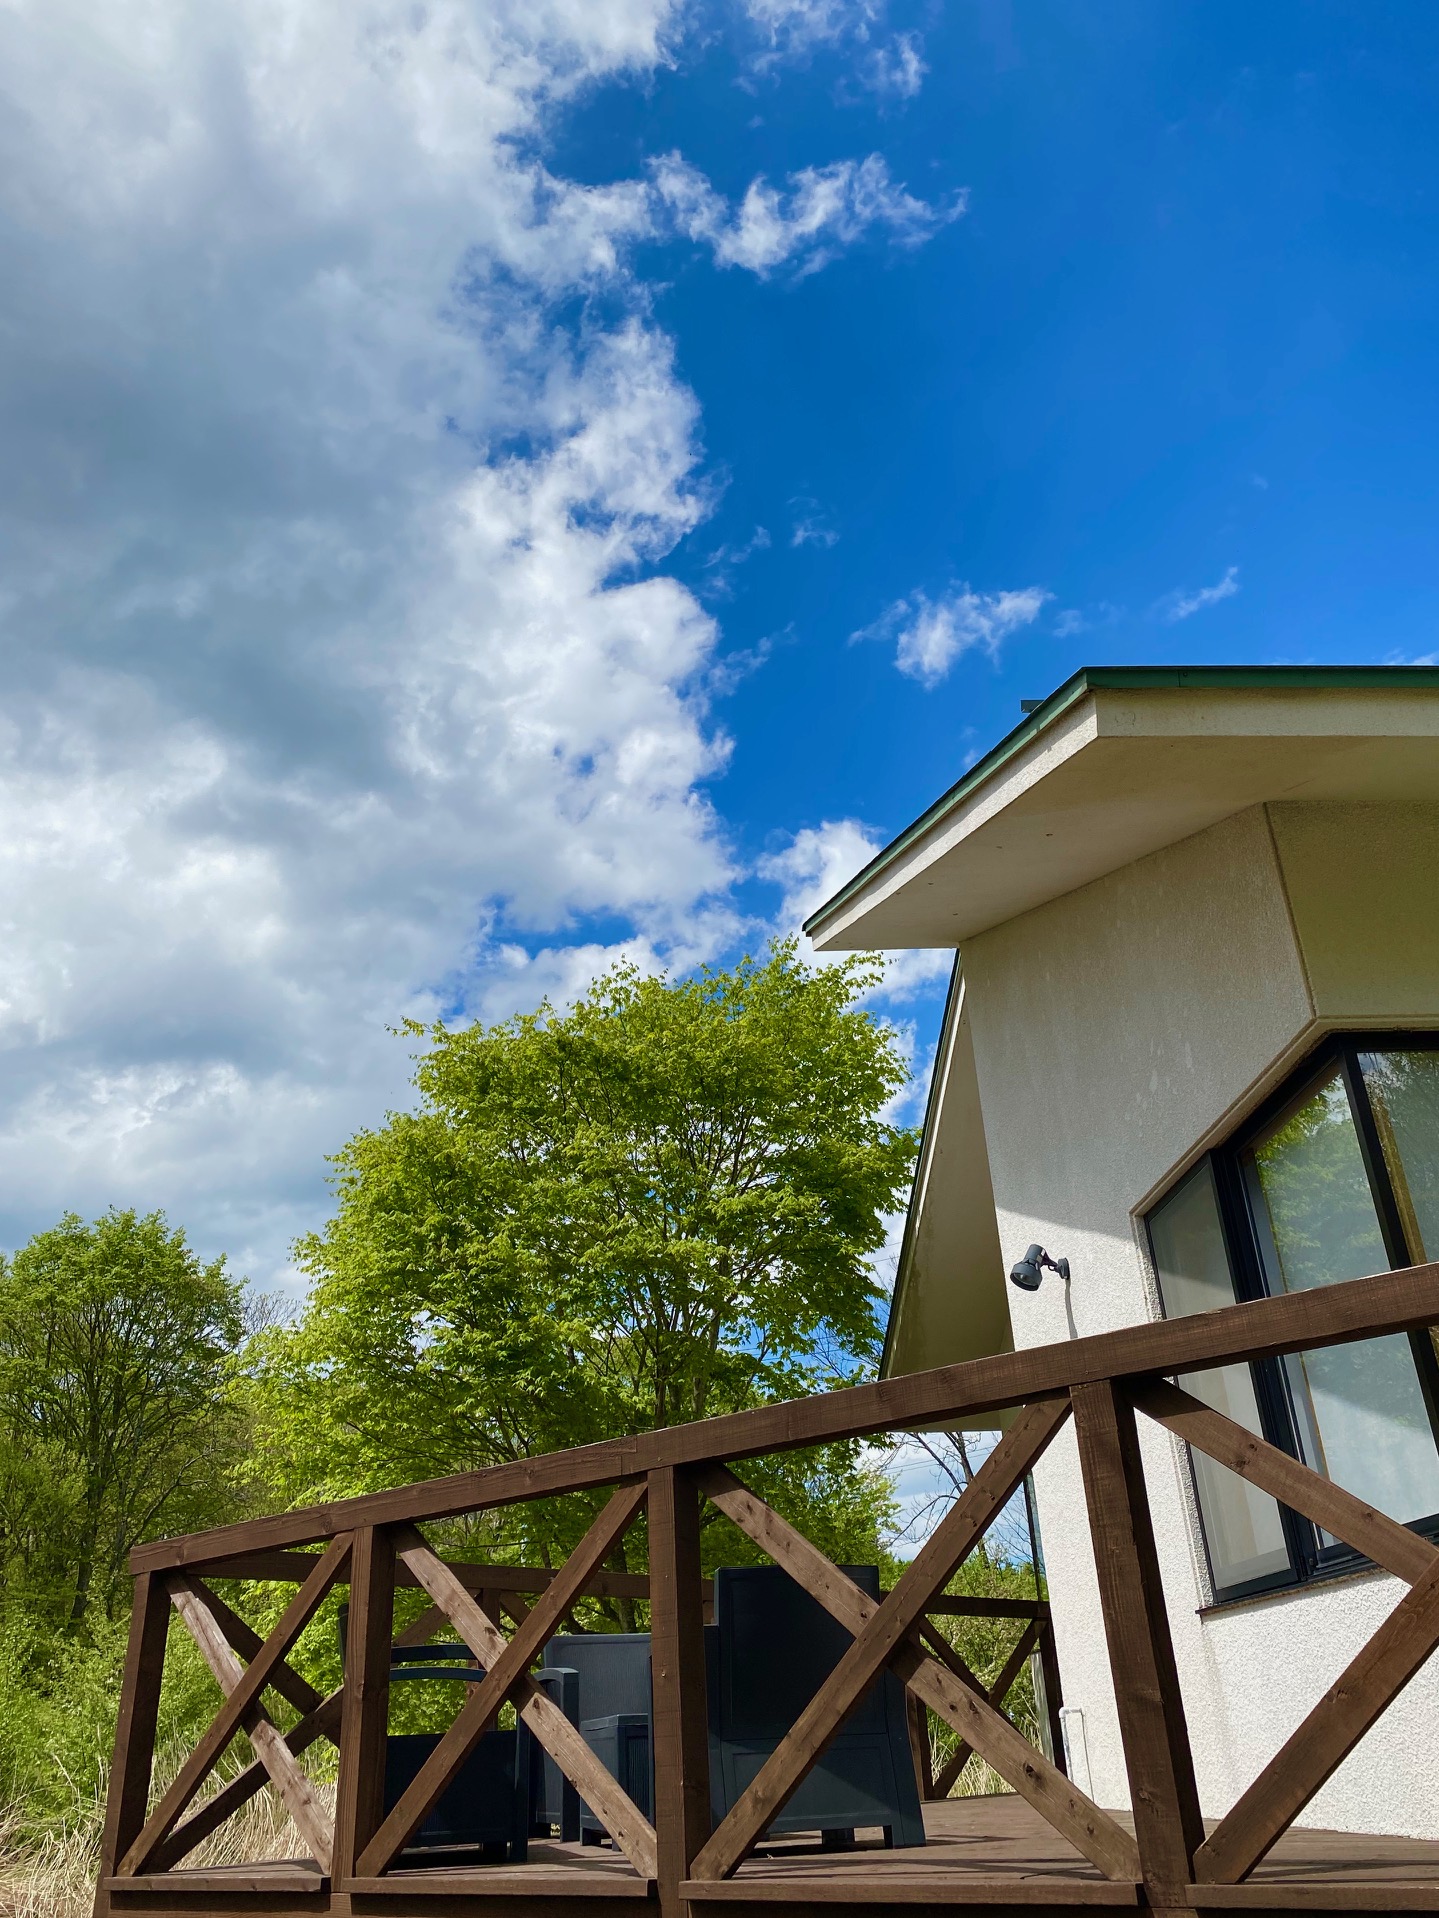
xmin=802 ymin=664 xmax=1439 ymax=941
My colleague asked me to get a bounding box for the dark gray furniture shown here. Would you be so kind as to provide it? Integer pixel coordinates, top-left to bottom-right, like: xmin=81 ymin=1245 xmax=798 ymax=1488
xmin=543 ymin=1567 xmax=925 ymax=1852
xmin=337 ymin=1606 xmax=537 ymax=1862
xmin=706 ymin=1565 xmax=925 ymax=1850
xmin=540 ymin=1632 xmax=653 ymax=1841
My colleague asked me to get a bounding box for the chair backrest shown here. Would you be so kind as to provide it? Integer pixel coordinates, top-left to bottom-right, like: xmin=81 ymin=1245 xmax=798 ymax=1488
xmin=542 ymin=1632 xmax=652 ymax=1719
xmin=710 ymin=1565 xmax=886 ymax=1741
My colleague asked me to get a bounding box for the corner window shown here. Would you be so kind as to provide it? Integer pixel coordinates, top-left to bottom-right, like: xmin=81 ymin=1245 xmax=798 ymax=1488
xmin=1146 ymin=1036 xmax=1439 ymax=1603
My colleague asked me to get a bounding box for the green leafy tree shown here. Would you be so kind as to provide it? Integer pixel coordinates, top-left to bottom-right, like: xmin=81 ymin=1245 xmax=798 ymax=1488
xmin=255 ymin=945 xmax=915 ymax=1583
xmin=0 ymin=1209 xmax=246 ymax=1629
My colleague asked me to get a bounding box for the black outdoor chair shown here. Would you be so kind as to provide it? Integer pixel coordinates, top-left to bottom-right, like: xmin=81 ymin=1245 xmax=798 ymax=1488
xmin=539 ymin=1632 xmax=652 ymax=1841
xmin=337 ymin=1604 xmax=537 ymax=1863
xmin=543 ymin=1566 xmax=925 ymax=1852
xmin=706 ymin=1564 xmax=926 ymax=1851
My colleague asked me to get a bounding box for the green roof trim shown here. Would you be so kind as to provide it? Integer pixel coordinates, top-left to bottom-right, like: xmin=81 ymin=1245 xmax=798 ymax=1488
xmin=802 ymin=663 xmax=1439 ymax=939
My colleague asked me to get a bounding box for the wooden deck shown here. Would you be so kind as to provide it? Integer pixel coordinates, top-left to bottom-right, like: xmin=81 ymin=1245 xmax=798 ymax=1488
xmin=96 ymin=1268 xmax=1439 ymax=1918
xmin=98 ymin=1798 xmax=1439 ymax=1918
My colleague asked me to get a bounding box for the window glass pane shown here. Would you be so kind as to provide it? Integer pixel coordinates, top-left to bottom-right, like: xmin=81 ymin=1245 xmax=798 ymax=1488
xmin=1247 ymin=1067 xmax=1439 ymax=1527
xmin=1148 ymin=1161 xmax=1290 ymax=1591
xmin=1359 ymin=1049 xmax=1439 ymax=1261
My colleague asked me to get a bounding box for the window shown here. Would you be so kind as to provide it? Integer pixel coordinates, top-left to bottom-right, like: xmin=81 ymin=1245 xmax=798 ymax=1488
xmin=1145 ymin=1036 xmax=1439 ymax=1603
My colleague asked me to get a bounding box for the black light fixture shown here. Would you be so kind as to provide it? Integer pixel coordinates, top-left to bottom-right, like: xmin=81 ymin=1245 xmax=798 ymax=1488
xmin=1009 ymin=1243 xmax=1071 ymax=1292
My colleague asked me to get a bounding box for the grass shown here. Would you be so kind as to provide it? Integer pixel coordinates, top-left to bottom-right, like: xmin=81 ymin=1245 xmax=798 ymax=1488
xmin=0 ymin=1753 xmax=324 ymax=1918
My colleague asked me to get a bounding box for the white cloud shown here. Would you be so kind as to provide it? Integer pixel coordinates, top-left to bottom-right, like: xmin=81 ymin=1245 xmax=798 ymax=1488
xmin=1161 ymin=565 xmax=1241 ymax=623
xmin=0 ymin=0 xmax=779 ymax=1291
xmin=860 ymin=32 xmax=927 ymax=99
xmin=737 ymin=0 xmax=926 ymax=106
xmin=650 ymin=152 xmax=963 ymax=279
xmin=857 ymin=583 xmax=1051 ymax=688
xmin=0 ymin=0 xmax=963 ymax=1296
xmin=741 ymin=0 xmax=881 ymax=58
xmin=790 ymin=496 xmax=839 ymax=547
xmin=759 ymin=820 xmax=951 ymax=999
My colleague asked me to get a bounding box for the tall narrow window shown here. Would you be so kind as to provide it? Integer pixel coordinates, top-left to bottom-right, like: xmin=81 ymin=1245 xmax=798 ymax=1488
xmin=1243 ymin=1066 xmax=1439 ymax=1530
xmin=1144 ymin=1034 xmax=1439 ymax=1603
xmin=1147 ymin=1162 xmax=1289 ymax=1593
xmin=1362 ymin=1049 xmax=1439 ymax=1260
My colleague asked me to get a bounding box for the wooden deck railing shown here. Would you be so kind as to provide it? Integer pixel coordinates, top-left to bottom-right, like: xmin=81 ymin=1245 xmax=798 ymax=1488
xmin=97 ymin=1261 xmax=1439 ymax=1917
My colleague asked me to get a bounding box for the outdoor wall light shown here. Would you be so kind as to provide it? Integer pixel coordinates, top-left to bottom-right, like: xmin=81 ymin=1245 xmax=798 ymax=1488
xmin=1009 ymin=1243 xmax=1071 ymax=1292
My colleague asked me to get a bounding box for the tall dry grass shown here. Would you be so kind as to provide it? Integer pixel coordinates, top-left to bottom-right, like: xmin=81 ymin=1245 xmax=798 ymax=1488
xmin=0 ymin=1750 xmax=326 ymax=1918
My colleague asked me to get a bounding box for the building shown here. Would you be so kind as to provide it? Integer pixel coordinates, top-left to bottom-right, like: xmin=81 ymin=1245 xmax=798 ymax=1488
xmin=804 ymin=664 xmax=1439 ymax=1840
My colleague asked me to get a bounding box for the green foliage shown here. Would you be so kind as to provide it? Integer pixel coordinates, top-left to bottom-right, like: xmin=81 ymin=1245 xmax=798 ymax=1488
xmin=924 ymin=1550 xmax=1049 ymax=1795
xmin=0 ymin=1607 xmax=222 ymax=1844
xmin=252 ymin=945 xmax=916 ymax=1578
xmin=0 ymin=949 xmax=930 ymax=1849
xmin=0 ymin=1209 xmax=249 ymax=1631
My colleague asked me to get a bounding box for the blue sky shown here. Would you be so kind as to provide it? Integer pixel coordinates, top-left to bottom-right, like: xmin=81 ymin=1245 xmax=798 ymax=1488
xmin=1 ymin=0 xmax=1436 ymax=1292
xmin=644 ymin=0 xmax=1439 ymax=883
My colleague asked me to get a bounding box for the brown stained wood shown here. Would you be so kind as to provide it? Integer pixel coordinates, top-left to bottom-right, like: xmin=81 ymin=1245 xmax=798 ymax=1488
xmin=394 ymin=1525 xmax=659 ymax=1882
xmin=393 ymin=1604 xmax=449 ymax=1649
xmin=649 ymin=1466 xmax=714 ymax=1918
xmin=681 ymin=1881 xmax=1142 ymax=1907
xmin=169 ymin=1579 xmax=336 ymax=1875
xmin=118 ymin=1533 xmax=353 ymax=1877
xmin=182 ymin=1578 xmax=325 ymax=1715
xmin=344 ymin=1873 xmax=656 ymax=1899
xmin=1196 ymin=1555 xmax=1439 ymax=1885
xmin=915 ymin=1621 xmax=985 ymax=1693
xmin=691 ymin=1401 xmax=1073 ymax=1883
xmin=929 ymin=1620 xmax=1041 ymax=1800
xmin=156 ymin=1605 xmax=437 ymax=1875
xmin=905 ymin=1690 xmax=932 ymax=1800
xmin=150 ymin=1690 xmax=345 ymax=1873
xmin=358 ymin=1483 xmax=648 ymax=1876
xmin=103 ymin=1796 xmax=1439 ymax=1917
xmin=190 ymin=1551 xmax=709 ymax=1605
xmin=1133 ymin=1380 xmax=1439 ymax=1586
xmin=333 ymin=1527 xmax=396 ymax=1888
xmin=97 ymin=1571 xmax=172 ymax=1894
xmin=698 ymin=1463 xmax=1136 ymax=1885
xmin=1188 ymin=1890 xmax=1439 ymax=1912
xmin=1070 ymin=1381 xmax=1202 ymax=1907
xmin=986 ymin=1621 xmax=1043 ymax=1718
xmin=130 ymin=1264 xmax=1439 ymax=1570
xmin=895 ymin=1637 xmax=1137 ymax=1881
xmin=1038 ymin=1618 xmax=1067 ymax=1781
xmin=104 ymin=1867 xmax=325 ymax=1893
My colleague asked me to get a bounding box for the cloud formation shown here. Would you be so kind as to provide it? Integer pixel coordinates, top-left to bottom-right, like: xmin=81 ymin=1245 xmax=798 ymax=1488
xmin=0 ymin=0 xmax=845 ymax=1290
xmin=650 ymin=152 xmax=963 ymax=278
xmin=759 ymin=821 xmax=951 ymax=998
xmin=741 ymin=0 xmax=882 ymax=59
xmin=857 ymin=584 xmax=1051 ymax=687
xmin=0 ymin=0 xmax=964 ymax=1295
xmin=860 ymin=32 xmax=928 ymax=100
xmin=1161 ymin=565 xmax=1241 ymax=622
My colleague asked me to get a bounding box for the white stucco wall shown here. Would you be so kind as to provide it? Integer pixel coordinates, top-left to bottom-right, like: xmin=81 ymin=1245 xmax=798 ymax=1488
xmin=958 ymin=800 xmax=1439 ymax=1837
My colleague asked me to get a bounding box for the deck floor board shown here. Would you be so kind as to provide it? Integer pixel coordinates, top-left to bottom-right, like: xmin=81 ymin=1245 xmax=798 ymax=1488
xmin=99 ymin=1797 xmax=1439 ymax=1912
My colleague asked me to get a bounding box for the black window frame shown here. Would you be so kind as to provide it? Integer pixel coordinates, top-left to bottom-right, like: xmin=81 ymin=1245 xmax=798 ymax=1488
xmin=1146 ymin=1030 xmax=1439 ymax=1606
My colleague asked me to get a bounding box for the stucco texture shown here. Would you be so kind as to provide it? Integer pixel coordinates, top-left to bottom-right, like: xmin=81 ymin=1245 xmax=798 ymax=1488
xmin=961 ymin=801 xmax=1439 ymax=1838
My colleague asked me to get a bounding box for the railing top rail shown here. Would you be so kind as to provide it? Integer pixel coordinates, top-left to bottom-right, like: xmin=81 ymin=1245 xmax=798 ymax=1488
xmin=132 ymin=1262 xmax=1439 ymax=1573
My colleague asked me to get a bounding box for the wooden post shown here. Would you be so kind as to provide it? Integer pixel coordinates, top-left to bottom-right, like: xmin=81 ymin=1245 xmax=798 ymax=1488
xmin=96 ymin=1572 xmax=171 ymax=1908
xmin=648 ymin=1466 xmax=711 ymax=1918
xmin=906 ymin=1690 xmax=933 ymax=1798
xmin=1038 ymin=1612 xmax=1067 ymax=1777
xmin=1071 ymin=1380 xmax=1203 ymax=1907
xmin=333 ymin=1526 xmax=394 ymax=1887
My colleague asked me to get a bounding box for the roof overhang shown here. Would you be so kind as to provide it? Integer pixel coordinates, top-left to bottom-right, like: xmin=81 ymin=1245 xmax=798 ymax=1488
xmin=805 ymin=666 xmax=1439 ymax=951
